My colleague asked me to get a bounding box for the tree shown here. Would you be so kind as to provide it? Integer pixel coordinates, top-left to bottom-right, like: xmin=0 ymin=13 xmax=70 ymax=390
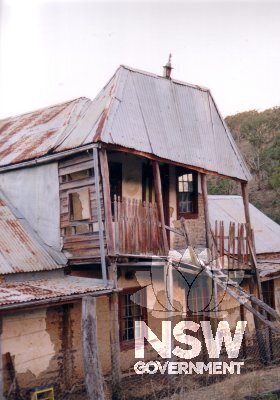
xmin=241 ymin=114 xmax=271 ymax=190
xmin=270 ymin=166 xmax=280 ymax=194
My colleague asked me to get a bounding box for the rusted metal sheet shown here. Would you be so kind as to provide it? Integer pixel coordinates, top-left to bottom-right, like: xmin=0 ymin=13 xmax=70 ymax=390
xmin=258 ymin=261 xmax=280 ymax=280
xmin=208 ymin=195 xmax=280 ymax=254
xmin=0 ymin=66 xmax=250 ymax=181
xmin=0 ymin=276 xmax=113 ymax=306
xmin=0 ymin=194 xmax=65 ymax=274
xmin=0 ymin=97 xmax=91 ymax=167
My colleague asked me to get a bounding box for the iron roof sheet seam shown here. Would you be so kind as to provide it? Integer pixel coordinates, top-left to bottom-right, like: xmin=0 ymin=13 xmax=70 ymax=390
xmin=0 ymin=65 xmax=250 ymax=181
xmin=50 ymin=98 xmax=92 ymax=152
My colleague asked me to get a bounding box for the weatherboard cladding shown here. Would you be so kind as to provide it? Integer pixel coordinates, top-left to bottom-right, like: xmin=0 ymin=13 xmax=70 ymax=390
xmin=0 ymin=65 xmax=250 ymax=181
xmin=0 ymin=196 xmax=63 ymax=274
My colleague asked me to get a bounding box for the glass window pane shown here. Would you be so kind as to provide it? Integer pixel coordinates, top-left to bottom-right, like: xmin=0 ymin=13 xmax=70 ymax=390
xmin=120 ymin=290 xmax=146 ymax=342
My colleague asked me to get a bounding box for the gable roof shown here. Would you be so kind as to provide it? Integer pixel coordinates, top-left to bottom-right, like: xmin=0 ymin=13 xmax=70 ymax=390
xmin=0 ymin=192 xmax=67 ymax=274
xmin=208 ymin=195 xmax=280 ymax=254
xmin=0 ymin=66 xmax=251 ymax=181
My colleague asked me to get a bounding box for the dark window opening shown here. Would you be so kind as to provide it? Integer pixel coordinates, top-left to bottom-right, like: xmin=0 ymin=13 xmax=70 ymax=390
xmin=109 ymin=162 xmax=122 ymax=201
xmin=109 ymin=162 xmax=122 ymax=215
xmin=142 ymin=164 xmax=155 ymax=203
xmin=176 ymin=168 xmax=198 ymax=219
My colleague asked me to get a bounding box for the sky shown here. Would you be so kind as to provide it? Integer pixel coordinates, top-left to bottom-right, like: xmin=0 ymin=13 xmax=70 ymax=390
xmin=0 ymin=0 xmax=280 ymax=119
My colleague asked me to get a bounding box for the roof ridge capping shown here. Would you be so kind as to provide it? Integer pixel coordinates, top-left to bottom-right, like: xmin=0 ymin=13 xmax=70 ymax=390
xmin=119 ymin=64 xmax=210 ymax=92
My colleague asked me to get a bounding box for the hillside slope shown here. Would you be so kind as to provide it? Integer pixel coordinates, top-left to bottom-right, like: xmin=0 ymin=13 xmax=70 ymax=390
xmin=207 ymin=107 xmax=280 ymax=224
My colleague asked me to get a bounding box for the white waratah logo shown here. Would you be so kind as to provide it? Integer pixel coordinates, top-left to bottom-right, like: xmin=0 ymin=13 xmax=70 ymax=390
xmin=132 ymin=248 xmax=246 ymax=319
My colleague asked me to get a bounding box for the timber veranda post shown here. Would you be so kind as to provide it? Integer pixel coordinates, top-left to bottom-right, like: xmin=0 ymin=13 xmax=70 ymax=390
xmin=151 ymin=161 xmax=169 ymax=255
xmin=164 ymin=257 xmax=176 ymax=388
xmin=98 ymin=147 xmax=122 ymax=399
xmin=241 ymin=181 xmax=269 ymax=364
xmin=201 ymin=173 xmax=219 ymax=323
xmin=200 ymin=173 xmax=212 ymax=251
xmin=82 ymin=296 xmax=105 ymax=400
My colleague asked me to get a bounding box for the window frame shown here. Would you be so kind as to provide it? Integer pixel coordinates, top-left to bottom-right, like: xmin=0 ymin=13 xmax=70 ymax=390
xmin=118 ymin=286 xmax=148 ymax=350
xmin=176 ymin=167 xmax=198 ymax=219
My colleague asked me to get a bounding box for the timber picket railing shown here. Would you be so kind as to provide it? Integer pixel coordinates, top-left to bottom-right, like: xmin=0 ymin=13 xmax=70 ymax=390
xmin=113 ymin=196 xmax=165 ymax=256
xmin=212 ymin=220 xmax=253 ymax=268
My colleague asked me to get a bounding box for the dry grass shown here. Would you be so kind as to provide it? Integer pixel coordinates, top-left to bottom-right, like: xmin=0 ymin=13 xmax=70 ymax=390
xmin=167 ymin=365 xmax=280 ymax=400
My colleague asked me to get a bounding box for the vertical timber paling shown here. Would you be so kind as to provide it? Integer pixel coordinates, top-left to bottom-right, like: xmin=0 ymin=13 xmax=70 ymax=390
xmin=82 ymin=296 xmax=105 ymax=400
xmin=93 ymin=148 xmax=107 ymax=283
xmin=152 ymin=161 xmax=169 ymax=255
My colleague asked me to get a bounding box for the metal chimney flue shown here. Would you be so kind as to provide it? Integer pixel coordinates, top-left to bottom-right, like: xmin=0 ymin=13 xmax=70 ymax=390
xmin=163 ymin=54 xmax=173 ymax=79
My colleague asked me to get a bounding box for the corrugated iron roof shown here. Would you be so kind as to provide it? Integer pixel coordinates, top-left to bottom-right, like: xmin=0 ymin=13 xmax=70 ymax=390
xmin=208 ymin=195 xmax=280 ymax=254
xmin=0 ymin=276 xmax=113 ymax=307
xmin=0 ymin=193 xmax=66 ymax=274
xmin=0 ymin=66 xmax=251 ymax=181
xmin=0 ymin=97 xmax=91 ymax=166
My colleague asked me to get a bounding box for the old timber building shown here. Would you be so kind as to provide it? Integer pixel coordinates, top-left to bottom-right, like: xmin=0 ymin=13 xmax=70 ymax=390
xmin=0 ymin=61 xmax=279 ymax=399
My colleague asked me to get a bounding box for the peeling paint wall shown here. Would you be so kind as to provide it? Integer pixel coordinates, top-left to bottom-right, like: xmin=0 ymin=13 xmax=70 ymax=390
xmin=2 ymin=309 xmax=55 ymax=377
xmin=1 ymin=303 xmax=91 ymax=397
